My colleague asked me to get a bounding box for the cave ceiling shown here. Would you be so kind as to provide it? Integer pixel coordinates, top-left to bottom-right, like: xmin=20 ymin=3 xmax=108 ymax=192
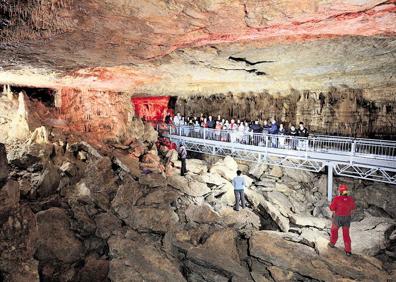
xmin=0 ymin=0 xmax=395 ymax=97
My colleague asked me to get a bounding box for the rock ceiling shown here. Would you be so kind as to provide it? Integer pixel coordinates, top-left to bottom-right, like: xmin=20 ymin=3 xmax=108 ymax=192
xmin=0 ymin=0 xmax=395 ymax=96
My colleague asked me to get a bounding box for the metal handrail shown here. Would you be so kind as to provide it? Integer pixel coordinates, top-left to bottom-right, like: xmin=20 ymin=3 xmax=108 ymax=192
xmin=157 ymin=124 xmax=396 ymax=161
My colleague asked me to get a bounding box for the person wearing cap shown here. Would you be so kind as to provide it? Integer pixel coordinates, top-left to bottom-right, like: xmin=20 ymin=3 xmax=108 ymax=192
xmin=328 ymin=184 xmax=356 ymax=256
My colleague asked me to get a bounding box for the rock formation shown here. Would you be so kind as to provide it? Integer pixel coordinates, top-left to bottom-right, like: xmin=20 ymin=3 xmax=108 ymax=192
xmin=0 ymin=136 xmax=394 ymax=281
xmin=0 ymin=1 xmax=395 ymax=281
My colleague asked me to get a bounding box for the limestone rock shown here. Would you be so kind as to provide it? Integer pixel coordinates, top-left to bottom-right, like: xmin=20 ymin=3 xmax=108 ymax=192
xmin=338 ymin=216 xmax=395 ymax=256
xmin=120 ymin=206 xmax=179 ymax=233
xmin=354 ymin=183 xmax=396 ymax=219
xmin=0 ymin=180 xmax=20 ymax=217
xmin=0 ymin=206 xmax=38 ymax=276
xmin=245 ymin=188 xmax=289 ymax=232
xmin=249 ymin=163 xmax=268 ymax=179
xmin=283 ymin=168 xmax=314 ymax=183
xmin=168 ymin=175 xmax=211 ymax=197
xmin=218 ymin=182 xmax=236 ymax=206
xmin=266 ymin=191 xmax=294 ymax=216
xmin=210 ymin=156 xmax=238 ymax=181
xmin=35 ymin=208 xmax=83 ymax=263
xmin=269 ymin=166 xmax=283 ymax=178
xmin=178 ymin=159 xmax=208 ymax=175
xmin=185 ymin=203 xmax=220 ymax=224
xmin=94 ymin=212 xmax=123 ymax=240
xmin=195 ymin=172 xmax=228 ymax=186
xmin=138 ymin=173 xmax=167 ymax=188
xmin=36 ymin=165 xmax=61 ymax=197
xmin=219 ymin=207 xmax=261 ymax=230
xmin=77 ymin=255 xmax=109 ymax=282
xmin=59 ymin=162 xmax=77 ymax=177
xmin=0 ymin=143 xmax=9 ymax=185
xmin=250 ymin=231 xmax=389 ymax=282
xmin=108 ymin=236 xmax=185 ymax=282
xmin=289 ymin=214 xmax=331 ymax=230
xmin=28 ymin=126 xmax=49 ymax=144
xmin=185 ymin=229 xmax=251 ymax=280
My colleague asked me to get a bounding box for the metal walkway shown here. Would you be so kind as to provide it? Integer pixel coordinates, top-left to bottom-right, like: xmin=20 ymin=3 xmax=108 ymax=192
xmin=158 ymin=125 xmax=396 ymax=201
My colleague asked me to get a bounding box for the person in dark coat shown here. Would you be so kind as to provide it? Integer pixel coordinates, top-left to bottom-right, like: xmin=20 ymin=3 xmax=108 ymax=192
xmin=297 ymin=122 xmax=309 ymax=137
xmin=268 ymin=118 xmax=279 ymax=147
xmin=288 ymin=125 xmax=298 ymax=149
xmin=178 ymin=144 xmax=188 ymax=176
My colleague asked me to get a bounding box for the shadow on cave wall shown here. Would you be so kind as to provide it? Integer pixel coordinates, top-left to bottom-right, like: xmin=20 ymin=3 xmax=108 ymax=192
xmin=175 ymin=88 xmax=396 ymax=139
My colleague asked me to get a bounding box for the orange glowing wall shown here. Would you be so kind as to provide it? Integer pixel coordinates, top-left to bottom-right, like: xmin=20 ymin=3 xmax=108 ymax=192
xmin=131 ymin=96 xmax=170 ymax=122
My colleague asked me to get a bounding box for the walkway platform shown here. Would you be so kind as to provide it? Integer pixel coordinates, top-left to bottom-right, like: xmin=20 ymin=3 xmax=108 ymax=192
xmin=158 ymin=125 xmax=396 ymax=200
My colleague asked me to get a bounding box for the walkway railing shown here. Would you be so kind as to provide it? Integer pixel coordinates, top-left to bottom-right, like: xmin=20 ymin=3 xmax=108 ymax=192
xmin=156 ymin=123 xmax=396 ymax=200
xmin=157 ymin=124 xmax=396 ymax=161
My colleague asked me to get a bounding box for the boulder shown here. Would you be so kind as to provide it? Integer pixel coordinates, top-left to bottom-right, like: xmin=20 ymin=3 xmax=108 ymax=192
xmin=289 ymin=214 xmax=331 ymax=230
xmin=219 ymin=207 xmax=261 ymax=230
xmin=111 ymin=179 xmax=144 ymax=218
xmin=245 ymin=188 xmax=289 ymax=232
xmin=194 ymin=172 xmax=228 ymax=186
xmin=113 ymin=153 xmax=141 ymax=178
xmin=209 ymin=156 xmax=238 ymax=181
xmin=77 ymin=255 xmax=109 ymax=282
xmin=283 ymin=168 xmax=314 ymax=183
xmin=119 ymin=206 xmax=179 ymax=233
xmin=185 ymin=203 xmax=220 ymax=224
xmin=0 ymin=180 xmax=20 ymax=218
xmin=353 ymin=183 xmax=396 ymax=219
xmin=70 ymin=203 xmax=97 ymax=236
xmin=269 ymin=166 xmax=283 ymax=178
xmin=108 ymin=236 xmax=185 ymax=282
xmin=168 ymin=175 xmax=211 ymax=197
xmin=59 ymin=162 xmax=77 ymax=177
xmin=250 ymin=231 xmax=389 ymax=282
xmin=138 ymin=173 xmax=167 ymax=188
xmin=248 ymin=163 xmax=268 ymax=179
xmin=36 ymin=165 xmax=61 ymax=197
xmin=28 ymin=126 xmax=49 ymax=144
xmin=95 ymin=212 xmax=123 ymax=240
xmin=174 ymin=159 xmax=207 ymax=175
xmin=266 ymin=191 xmax=294 ymax=216
xmin=337 ymin=216 xmax=395 ymax=256
xmin=0 ymin=206 xmax=38 ymax=275
xmin=184 ymin=229 xmax=251 ymax=280
xmin=0 ymin=143 xmax=9 ymax=185
xmin=35 ymin=208 xmax=83 ymax=263
xmin=218 ymin=182 xmax=236 ymax=206
xmin=255 ymin=178 xmax=276 ymax=190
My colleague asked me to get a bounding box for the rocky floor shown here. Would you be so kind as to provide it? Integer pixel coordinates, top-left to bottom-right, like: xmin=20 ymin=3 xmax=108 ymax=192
xmin=0 ymin=137 xmax=395 ymax=281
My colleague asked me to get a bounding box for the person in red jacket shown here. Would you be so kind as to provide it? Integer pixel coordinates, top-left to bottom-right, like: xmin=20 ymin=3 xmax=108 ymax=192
xmin=328 ymin=184 xmax=356 ymax=256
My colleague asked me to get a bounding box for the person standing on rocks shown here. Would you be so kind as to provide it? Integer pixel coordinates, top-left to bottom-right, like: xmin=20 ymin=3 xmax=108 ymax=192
xmin=232 ymin=170 xmax=246 ymax=211
xmin=328 ymin=184 xmax=356 ymax=256
xmin=178 ymin=143 xmax=188 ymax=176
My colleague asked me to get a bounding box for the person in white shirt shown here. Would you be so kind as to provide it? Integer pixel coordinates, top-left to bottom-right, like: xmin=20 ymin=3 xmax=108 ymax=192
xmin=232 ymin=170 xmax=246 ymax=211
xmin=173 ymin=112 xmax=182 ymax=126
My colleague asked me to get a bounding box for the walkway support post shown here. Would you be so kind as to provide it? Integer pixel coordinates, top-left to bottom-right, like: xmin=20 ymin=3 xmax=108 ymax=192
xmin=327 ymin=162 xmax=333 ymax=202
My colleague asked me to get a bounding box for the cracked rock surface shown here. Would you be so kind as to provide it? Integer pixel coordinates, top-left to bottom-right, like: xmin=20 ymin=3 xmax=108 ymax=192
xmin=0 ymin=136 xmax=394 ymax=281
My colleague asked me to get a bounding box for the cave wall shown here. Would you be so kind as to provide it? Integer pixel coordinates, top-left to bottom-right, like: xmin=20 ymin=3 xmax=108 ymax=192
xmin=56 ymin=88 xmax=134 ymax=142
xmin=175 ymin=87 xmax=396 ymax=138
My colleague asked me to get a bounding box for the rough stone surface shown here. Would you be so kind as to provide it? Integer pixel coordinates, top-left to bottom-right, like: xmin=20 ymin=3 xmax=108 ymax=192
xmin=0 ymin=143 xmax=9 ymax=185
xmin=108 ymin=236 xmax=185 ymax=282
xmin=250 ymin=231 xmax=389 ymax=282
xmin=35 ymin=208 xmax=83 ymax=263
xmin=168 ymin=175 xmax=211 ymax=197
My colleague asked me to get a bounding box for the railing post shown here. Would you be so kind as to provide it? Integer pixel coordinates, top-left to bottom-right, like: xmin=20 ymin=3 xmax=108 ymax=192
xmin=203 ymin=128 xmax=206 ymax=140
xmin=179 ymin=126 xmax=181 ymax=136
xmin=327 ymin=162 xmax=334 ymax=202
